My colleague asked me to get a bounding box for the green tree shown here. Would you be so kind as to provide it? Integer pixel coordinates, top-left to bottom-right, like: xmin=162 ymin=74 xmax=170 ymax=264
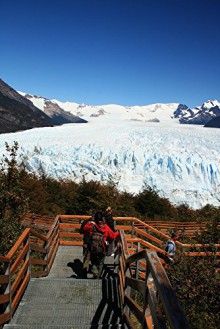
xmin=134 ymin=185 xmax=176 ymax=219
xmin=167 ymin=220 xmax=220 ymax=329
xmin=0 ymin=142 xmax=27 ymax=255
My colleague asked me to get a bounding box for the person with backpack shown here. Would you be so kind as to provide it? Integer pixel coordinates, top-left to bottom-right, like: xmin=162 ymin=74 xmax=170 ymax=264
xmin=104 ymin=206 xmax=116 ymax=256
xmin=165 ymin=232 xmax=179 ymax=263
xmin=79 ymin=216 xmax=94 ymax=279
xmin=82 ymin=211 xmax=120 ymax=279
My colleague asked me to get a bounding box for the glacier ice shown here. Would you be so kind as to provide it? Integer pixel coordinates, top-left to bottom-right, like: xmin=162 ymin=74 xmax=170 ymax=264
xmin=0 ymin=120 xmax=219 ymax=210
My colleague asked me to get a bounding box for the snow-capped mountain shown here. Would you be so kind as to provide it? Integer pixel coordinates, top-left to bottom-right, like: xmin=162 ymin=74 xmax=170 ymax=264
xmin=20 ymin=92 xmax=220 ymax=126
xmin=173 ymin=100 xmax=220 ymax=125
xmin=19 ymin=92 xmax=181 ymax=124
xmin=19 ymin=92 xmax=87 ymax=125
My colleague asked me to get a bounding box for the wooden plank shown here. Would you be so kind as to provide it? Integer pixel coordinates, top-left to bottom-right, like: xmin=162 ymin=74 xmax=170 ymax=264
xmin=118 ymin=271 xmax=124 ymax=305
xmin=0 ymin=255 xmax=9 ymax=263
xmin=0 ymin=275 xmax=9 ymax=284
xmin=124 ymin=294 xmax=143 ymax=324
xmin=116 ymin=225 xmax=132 ymax=230
xmin=120 ymin=231 xmax=130 ymax=259
xmin=31 ymin=270 xmax=48 ymax=278
xmin=47 ymin=241 xmax=59 ymax=272
xmin=59 ymin=232 xmax=82 ymax=238
xmin=47 ymin=230 xmax=59 ymax=251
xmin=125 ymin=237 xmax=142 ymax=243
xmin=6 ymin=229 xmax=30 ymax=260
xmin=119 ymin=258 xmax=125 ymax=287
xmin=59 ymin=240 xmax=83 ymax=246
xmin=12 ymin=272 xmax=30 ymax=314
xmin=30 ymin=258 xmax=47 ymax=265
xmin=11 ymin=242 xmax=29 ymax=276
xmin=184 ymin=251 xmax=220 ymax=257
xmin=139 ymin=271 xmax=146 ymax=280
xmin=30 ymin=228 xmax=47 ymax=242
xmin=147 ymin=279 xmax=167 ymax=329
xmin=58 ymin=215 xmax=90 ymax=220
xmin=11 ymin=258 xmax=29 ymax=296
xmin=30 ymin=243 xmax=47 ymax=254
xmin=123 ymin=311 xmax=136 ymax=329
xmin=134 ymin=227 xmax=163 ymax=246
xmin=46 ymin=225 xmax=58 ymax=242
xmin=125 ymin=276 xmax=146 ymax=296
xmin=0 ymin=312 xmax=10 ymax=325
xmin=46 ymin=218 xmax=60 ymax=240
xmin=145 ymin=312 xmax=154 ymax=329
xmin=140 ymin=240 xmax=166 ymax=254
xmin=59 ymin=223 xmax=81 ymax=229
xmin=0 ymin=293 xmax=10 ymax=304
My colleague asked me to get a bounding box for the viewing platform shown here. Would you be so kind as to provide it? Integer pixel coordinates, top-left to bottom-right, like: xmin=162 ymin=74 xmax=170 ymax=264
xmin=2 ymin=214 xmax=217 ymax=328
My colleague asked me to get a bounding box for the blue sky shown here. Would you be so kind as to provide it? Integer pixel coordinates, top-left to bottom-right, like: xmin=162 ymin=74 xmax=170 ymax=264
xmin=1 ymin=0 xmax=220 ymax=108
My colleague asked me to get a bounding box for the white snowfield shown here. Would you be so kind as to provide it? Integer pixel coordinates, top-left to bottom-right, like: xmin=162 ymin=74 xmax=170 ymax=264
xmin=0 ymin=112 xmax=219 ymax=210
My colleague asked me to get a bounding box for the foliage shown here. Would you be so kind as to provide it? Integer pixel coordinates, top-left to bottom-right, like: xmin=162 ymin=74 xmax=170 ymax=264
xmin=0 ymin=142 xmax=27 ymax=255
xmin=167 ymin=256 xmax=219 ymax=329
xmin=134 ymin=185 xmax=177 ymax=219
xmin=167 ymin=220 xmax=220 ymax=329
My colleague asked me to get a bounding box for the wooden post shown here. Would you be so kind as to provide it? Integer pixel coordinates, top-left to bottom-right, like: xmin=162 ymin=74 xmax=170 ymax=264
xmin=27 ymin=234 xmax=31 ymax=278
xmin=135 ymin=242 xmax=140 ymax=280
xmin=5 ymin=262 xmax=12 ymax=321
xmin=131 ymin=220 xmax=134 ymax=249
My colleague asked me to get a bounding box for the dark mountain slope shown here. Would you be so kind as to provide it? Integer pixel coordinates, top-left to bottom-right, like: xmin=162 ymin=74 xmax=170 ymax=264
xmin=23 ymin=93 xmax=87 ymax=124
xmin=0 ymin=79 xmax=53 ymax=134
xmin=204 ymin=115 xmax=220 ymax=128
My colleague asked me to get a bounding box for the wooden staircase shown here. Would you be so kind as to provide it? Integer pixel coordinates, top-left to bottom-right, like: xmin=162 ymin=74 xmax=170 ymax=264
xmin=2 ymin=213 xmax=218 ymax=328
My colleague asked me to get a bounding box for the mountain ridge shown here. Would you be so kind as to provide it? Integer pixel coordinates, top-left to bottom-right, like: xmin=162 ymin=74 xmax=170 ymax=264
xmin=0 ymin=79 xmax=87 ymax=134
xmin=0 ymin=79 xmax=54 ymax=133
xmin=20 ymin=90 xmax=220 ymax=126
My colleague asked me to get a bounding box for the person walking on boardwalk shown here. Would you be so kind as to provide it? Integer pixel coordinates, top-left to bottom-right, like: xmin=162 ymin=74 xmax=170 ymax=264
xmin=82 ymin=211 xmax=120 ymax=279
xmin=104 ymin=206 xmax=115 ymax=232
xmin=104 ymin=206 xmax=116 ymax=256
xmin=79 ymin=216 xmax=94 ymax=278
xmin=165 ymin=232 xmax=179 ymax=262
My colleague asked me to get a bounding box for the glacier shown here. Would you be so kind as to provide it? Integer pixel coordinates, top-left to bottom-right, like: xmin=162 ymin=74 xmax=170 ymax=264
xmin=0 ymin=117 xmax=219 ymax=210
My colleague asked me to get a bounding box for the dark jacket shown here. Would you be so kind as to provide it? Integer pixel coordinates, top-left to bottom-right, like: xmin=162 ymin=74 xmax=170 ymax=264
xmin=104 ymin=212 xmax=115 ymax=231
xmin=80 ymin=218 xmax=93 ymax=244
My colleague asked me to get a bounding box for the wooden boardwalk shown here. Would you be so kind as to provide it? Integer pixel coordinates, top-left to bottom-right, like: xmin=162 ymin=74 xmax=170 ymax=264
xmin=3 ymin=246 xmax=123 ymax=329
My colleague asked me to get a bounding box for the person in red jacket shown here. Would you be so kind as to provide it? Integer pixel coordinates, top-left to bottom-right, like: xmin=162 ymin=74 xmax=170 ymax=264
xmin=83 ymin=211 xmax=120 ymax=279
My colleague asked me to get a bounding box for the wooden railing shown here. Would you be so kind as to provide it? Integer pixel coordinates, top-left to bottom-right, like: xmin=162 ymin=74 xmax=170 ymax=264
xmin=114 ymin=216 xmax=220 ymax=259
xmin=117 ymin=231 xmax=191 ymax=329
xmin=138 ymin=220 xmax=220 ymax=238
xmin=0 ymin=217 xmax=59 ymax=325
xmin=0 ymin=213 xmax=219 ymax=327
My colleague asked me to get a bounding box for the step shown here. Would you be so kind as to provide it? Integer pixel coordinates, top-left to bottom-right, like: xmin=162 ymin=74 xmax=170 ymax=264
xmin=4 ymin=325 xmax=123 ymax=328
xmin=3 ymin=324 xmax=124 ymax=329
xmin=47 ymin=246 xmax=116 ymax=279
xmin=5 ymin=277 xmax=122 ymax=328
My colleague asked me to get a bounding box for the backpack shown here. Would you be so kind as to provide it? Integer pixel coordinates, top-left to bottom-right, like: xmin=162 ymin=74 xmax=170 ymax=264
xmin=90 ymin=224 xmax=104 ymax=255
xmin=79 ymin=218 xmax=92 ymax=234
xmin=165 ymin=240 xmax=176 ymax=256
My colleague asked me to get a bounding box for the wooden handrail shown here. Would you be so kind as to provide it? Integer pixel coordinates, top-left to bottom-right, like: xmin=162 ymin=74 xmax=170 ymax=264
xmin=0 ymin=217 xmax=60 ymax=325
xmin=118 ymin=231 xmax=191 ymax=329
xmin=5 ymin=228 xmax=31 ymax=260
xmin=0 ymin=213 xmax=218 ymax=327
